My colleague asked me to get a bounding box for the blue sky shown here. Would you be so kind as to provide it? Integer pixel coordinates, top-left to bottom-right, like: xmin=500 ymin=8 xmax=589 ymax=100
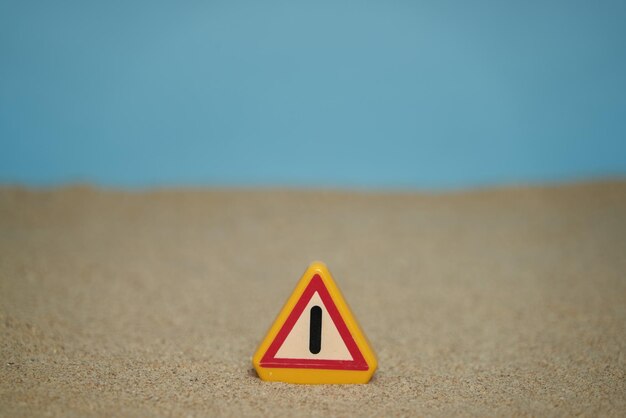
xmin=1 ymin=0 xmax=625 ymax=189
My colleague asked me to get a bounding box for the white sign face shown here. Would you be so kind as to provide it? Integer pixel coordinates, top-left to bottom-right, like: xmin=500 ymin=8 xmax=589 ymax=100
xmin=274 ymin=291 xmax=353 ymax=361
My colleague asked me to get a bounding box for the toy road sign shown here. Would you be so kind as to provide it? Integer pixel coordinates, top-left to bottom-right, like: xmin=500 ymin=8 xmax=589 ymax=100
xmin=252 ymin=262 xmax=377 ymax=384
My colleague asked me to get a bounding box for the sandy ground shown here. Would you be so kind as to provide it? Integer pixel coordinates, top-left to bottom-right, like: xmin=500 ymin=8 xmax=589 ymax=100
xmin=1 ymin=182 xmax=625 ymax=417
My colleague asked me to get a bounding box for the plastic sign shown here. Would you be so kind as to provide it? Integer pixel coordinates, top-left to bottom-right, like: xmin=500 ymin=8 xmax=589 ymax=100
xmin=252 ymin=262 xmax=377 ymax=384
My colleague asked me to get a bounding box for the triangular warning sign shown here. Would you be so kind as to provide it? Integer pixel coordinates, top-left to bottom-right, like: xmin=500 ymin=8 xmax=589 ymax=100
xmin=252 ymin=262 xmax=377 ymax=384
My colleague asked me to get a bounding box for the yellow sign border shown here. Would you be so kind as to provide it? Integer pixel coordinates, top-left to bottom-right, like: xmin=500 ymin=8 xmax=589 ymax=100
xmin=252 ymin=261 xmax=377 ymax=384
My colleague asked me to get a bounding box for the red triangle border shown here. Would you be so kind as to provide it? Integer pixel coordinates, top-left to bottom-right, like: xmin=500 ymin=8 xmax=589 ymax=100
xmin=259 ymin=274 xmax=369 ymax=370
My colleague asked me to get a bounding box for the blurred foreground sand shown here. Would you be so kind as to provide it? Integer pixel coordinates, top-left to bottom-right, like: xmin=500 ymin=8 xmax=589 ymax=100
xmin=1 ymin=182 xmax=625 ymax=417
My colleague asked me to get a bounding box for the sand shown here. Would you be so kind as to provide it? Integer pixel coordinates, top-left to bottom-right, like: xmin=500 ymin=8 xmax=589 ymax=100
xmin=1 ymin=182 xmax=625 ymax=417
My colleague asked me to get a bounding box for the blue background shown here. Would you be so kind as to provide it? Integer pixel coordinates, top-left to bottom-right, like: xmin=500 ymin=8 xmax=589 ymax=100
xmin=1 ymin=0 xmax=625 ymax=189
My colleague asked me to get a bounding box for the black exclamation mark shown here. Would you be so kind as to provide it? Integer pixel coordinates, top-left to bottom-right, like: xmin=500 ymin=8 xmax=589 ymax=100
xmin=309 ymin=306 xmax=322 ymax=354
